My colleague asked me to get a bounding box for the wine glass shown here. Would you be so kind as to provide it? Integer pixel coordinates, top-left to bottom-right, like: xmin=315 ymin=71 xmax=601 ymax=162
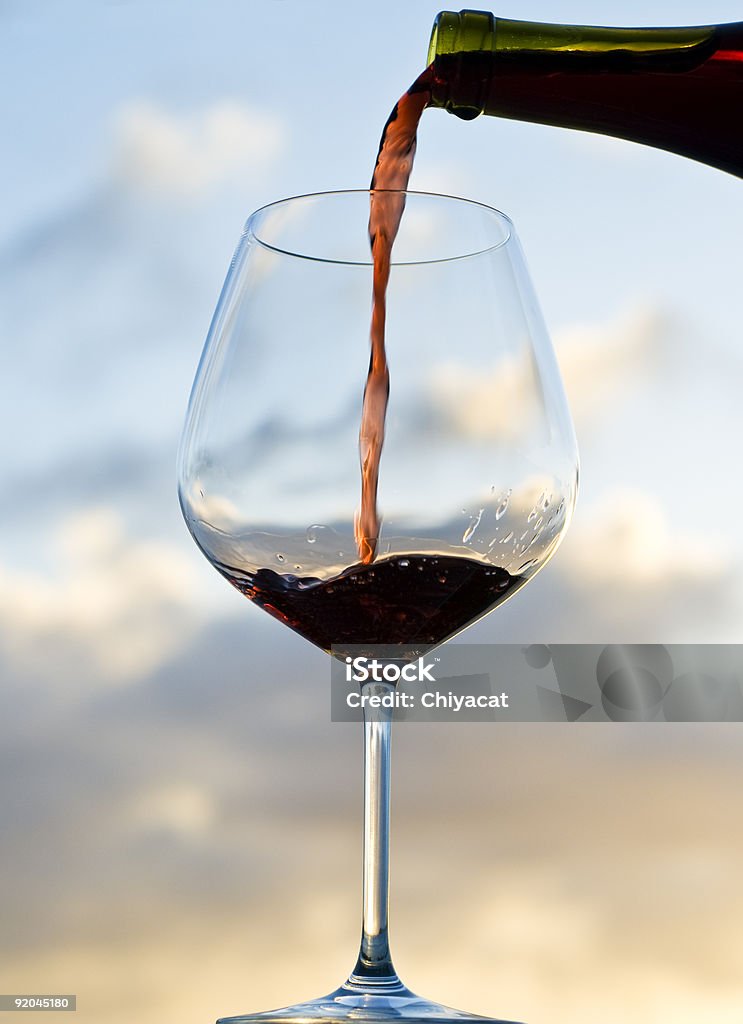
xmin=178 ymin=189 xmax=578 ymax=1024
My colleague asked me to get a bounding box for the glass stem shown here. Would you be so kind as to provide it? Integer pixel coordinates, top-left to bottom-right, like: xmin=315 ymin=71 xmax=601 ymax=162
xmin=347 ymin=679 xmax=402 ymax=990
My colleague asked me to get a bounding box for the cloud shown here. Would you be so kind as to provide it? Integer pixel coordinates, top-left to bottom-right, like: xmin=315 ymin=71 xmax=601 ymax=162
xmin=0 ymin=508 xmax=205 ymax=686
xmin=426 ymin=305 xmax=664 ymax=442
xmin=111 ymin=100 xmax=285 ymax=195
xmin=554 ymin=305 xmax=665 ymax=424
xmin=465 ymin=480 xmax=740 ymax=645
xmin=3 ymin=628 xmax=743 ymax=1024
xmin=566 ymin=488 xmax=724 ymax=588
xmin=0 ymin=504 xmax=742 ymax=1023
xmin=521 ymin=487 xmax=742 ymax=641
xmin=428 ymin=353 xmax=540 ymax=442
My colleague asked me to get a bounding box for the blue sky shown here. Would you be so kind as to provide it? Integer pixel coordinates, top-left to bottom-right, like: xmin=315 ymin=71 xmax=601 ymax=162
xmin=2 ymin=4 xmax=743 ymax=1023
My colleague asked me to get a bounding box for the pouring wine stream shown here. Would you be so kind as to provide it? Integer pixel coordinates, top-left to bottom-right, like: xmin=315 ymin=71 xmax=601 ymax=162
xmin=356 ymin=67 xmax=433 ymax=564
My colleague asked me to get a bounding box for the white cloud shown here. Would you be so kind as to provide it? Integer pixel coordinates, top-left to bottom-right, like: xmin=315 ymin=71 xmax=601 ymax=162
xmin=566 ymin=489 xmax=724 ymax=588
xmin=428 ymin=353 xmax=538 ymax=441
xmin=554 ymin=305 xmax=665 ymax=424
xmin=476 ymin=483 xmax=741 ymax=643
xmin=0 ymin=508 xmax=203 ymax=685
xmin=427 ymin=305 xmax=664 ymax=441
xmin=111 ymin=100 xmax=285 ymax=195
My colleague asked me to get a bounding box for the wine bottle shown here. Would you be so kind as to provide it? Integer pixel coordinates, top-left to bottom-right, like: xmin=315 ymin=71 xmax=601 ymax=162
xmin=427 ymin=10 xmax=743 ymax=177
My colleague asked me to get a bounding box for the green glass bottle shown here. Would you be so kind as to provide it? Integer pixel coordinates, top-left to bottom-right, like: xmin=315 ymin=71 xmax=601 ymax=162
xmin=427 ymin=10 xmax=743 ymax=177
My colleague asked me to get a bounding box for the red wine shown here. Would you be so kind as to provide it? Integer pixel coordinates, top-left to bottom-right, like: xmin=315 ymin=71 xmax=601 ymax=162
xmin=219 ymin=554 xmax=524 ymax=656
xmin=355 ymin=67 xmax=433 ymax=564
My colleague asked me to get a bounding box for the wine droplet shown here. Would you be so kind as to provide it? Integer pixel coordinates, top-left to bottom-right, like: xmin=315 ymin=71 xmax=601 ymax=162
xmin=462 ymin=507 xmax=484 ymax=544
xmin=495 ymin=489 xmax=511 ymax=520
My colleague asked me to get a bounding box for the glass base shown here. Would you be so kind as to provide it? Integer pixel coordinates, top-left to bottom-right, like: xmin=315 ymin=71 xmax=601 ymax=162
xmin=217 ymin=976 xmax=523 ymax=1024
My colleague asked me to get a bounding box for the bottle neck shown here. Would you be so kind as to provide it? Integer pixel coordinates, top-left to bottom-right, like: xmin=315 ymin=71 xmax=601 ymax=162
xmin=427 ymin=11 xmax=718 ymax=118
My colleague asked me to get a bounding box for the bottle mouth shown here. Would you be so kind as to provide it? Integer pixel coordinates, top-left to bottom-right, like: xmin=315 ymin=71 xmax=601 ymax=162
xmin=427 ymin=9 xmax=496 ymax=64
xmin=426 ymin=11 xmax=496 ymax=119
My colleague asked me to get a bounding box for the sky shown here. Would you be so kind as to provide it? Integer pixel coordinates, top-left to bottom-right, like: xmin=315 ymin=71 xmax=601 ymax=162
xmin=2 ymin=2 xmax=743 ymax=1023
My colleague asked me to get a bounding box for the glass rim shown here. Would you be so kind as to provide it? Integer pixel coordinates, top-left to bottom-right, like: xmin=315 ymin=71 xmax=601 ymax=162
xmin=245 ymin=188 xmax=514 ymax=266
